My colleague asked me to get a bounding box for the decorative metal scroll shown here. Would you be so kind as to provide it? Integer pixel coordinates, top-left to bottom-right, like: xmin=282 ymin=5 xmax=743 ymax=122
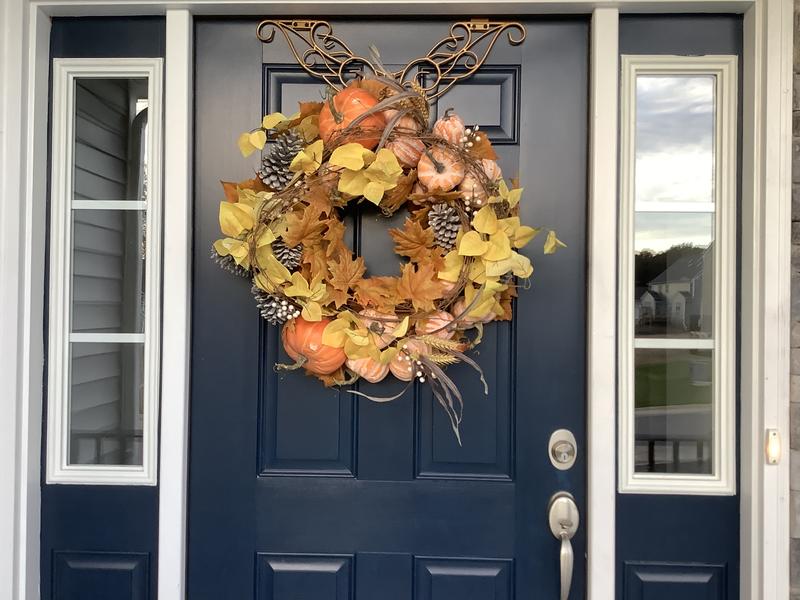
xmin=256 ymin=19 xmax=526 ymax=100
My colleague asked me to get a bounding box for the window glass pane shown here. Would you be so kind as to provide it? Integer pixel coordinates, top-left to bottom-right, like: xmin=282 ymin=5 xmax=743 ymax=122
xmin=635 ymin=75 xmax=715 ymax=208
xmin=634 ymin=348 xmax=713 ymax=474
xmin=72 ymin=77 xmax=149 ymax=202
xmin=634 ymin=212 xmax=714 ymax=338
xmin=69 ymin=342 xmax=144 ymax=466
xmin=71 ymin=209 xmax=146 ymax=333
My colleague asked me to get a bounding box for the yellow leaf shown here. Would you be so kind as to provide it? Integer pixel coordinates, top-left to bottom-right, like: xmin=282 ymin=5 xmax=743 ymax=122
xmin=219 ymin=202 xmax=255 ymax=238
xmin=363 ymin=181 xmax=385 ymax=205
xmin=295 ymin=115 xmax=319 ymax=142
xmin=249 ymin=130 xmax=267 ymax=150
xmin=507 ymin=186 xmax=523 ymax=208
xmin=237 ymin=188 xmax=271 ymax=210
xmin=213 ymin=238 xmax=250 ymax=267
xmin=338 ymin=169 xmax=370 ymax=197
xmin=464 ymin=284 xmax=495 ymax=318
xmin=437 ymin=250 xmax=463 ymax=282
xmin=366 ymin=148 xmax=403 ymax=184
xmin=468 ymin=260 xmax=486 ymax=284
xmin=483 ymin=231 xmax=512 ymax=261
xmin=275 ymin=111 xmax=301 ymax=130
xmin=329 ymin=143 xmax=374 ymax=171
xmin=322 ymin=318 xmax=350 ymax=347
xmin=237 ymin=132 xmax=258 ymax=157
xmin=301 ymin=301 xmax=322 ymax=322
xmin=458 ymin=230 xmax=489 ymax=256
xmin=284 ymin=272 xmax=313 ymax=297
xmin=262 ymin=112 xmax=288 ymax=130
xmin=543 ymin=230 xmax=567 ymax=255
xmin=472 ymin=206 xmax=499 ymax=235
xmin=378 ymin=346 xmax=399 ymax=365
xmin=256 ymin=228 xmax=276 ymax=247
xmin=259 ymin=252 xmax=292 ymax=283
xmin=485 ymin=251 xmax=533 ymax=278
xmin=513 ymin=225 xmax=539 ymax=248
xmin=253 ymin=271 xmax=276 ymax=293
xmin=289 ymin=139 xmax=324 ymax=175
xmin=390 ymin=316 xmax=409 ymax=338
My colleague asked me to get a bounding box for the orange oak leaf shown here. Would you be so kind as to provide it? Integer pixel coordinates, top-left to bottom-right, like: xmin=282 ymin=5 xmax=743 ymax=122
xmin=328 ymin=253 xmax=366 ymax=308
xmin=354 ymin=276 xmax=399 ymax=313
xmin=305 ymin=181 xmax=335 ymax=216
xmin=322 ymin=218 xmax=348 ymax=258
xmin=389 ymin=218 xmax=435 ymax=263
xmin=220 ymin=178 xmax=268 ymax=203
xmin=283 ymin=204 xmax=327 ymax=248
xmin=396 ymin=262 xmax=443 ymax=311
xmin=302 ymin=243 xmax=330 ymax=283
xmin=468 ymin=134 xmax=498 ymax=161
xmin=381 ymin=169 xmax=417 ymax=215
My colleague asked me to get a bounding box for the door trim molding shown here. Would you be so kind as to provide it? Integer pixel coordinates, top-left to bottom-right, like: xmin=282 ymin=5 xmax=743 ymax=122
xmin=587 ymin=8 xmax=618 ymax=600
xmin=158 ymin=10 xmax=193 ymax=600
xmin=0 ymin=2 xmax=790 ymax=600
xmin=740 ymin=1 xmax=793 ymax=598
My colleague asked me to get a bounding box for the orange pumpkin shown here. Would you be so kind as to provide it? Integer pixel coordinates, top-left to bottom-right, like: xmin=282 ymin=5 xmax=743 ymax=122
xmin=389 ymin=340 xmax=430 ymax=381
xmin=358 ymin=309 xmax=400 ymax=349
xmin=318 ymin=87 xmax=384 ymax=149
xmin=282 ymin=317 xmax=347 ymax=375
xmin=415 ymin=310 xmax=455 ymax=339
xmin=346 ymin=356 xmax=390 ymax=383
xmin=432 ymin=110 xmax=465 ymax=145
xmin=459 ymin=159 xmax=503 ymax=206
xmin=417 ymin=148 xmax=465 ymax=192
xmin=384 ymin=111 xmax=423 ymax=133
xmin=387 ymin=137 xmax=425 ymax=168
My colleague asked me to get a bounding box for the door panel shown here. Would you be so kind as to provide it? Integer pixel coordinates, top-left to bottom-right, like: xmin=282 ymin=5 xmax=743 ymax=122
xmin=191 ymin=18 xmax=588 ymax=598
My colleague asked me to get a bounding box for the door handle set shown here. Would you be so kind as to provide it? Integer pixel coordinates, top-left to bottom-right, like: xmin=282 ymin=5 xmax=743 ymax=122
xmin=547 ymin=491 xmax=579 ymax=600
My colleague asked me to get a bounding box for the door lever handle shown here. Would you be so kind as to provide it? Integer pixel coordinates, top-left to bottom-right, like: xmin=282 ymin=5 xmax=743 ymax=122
xmin=548 ymin=492 xmax=579 ymax=600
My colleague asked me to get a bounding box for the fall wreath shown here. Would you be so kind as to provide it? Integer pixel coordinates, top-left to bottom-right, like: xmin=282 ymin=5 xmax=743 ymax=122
xmin=212 ymin=77 xmax=564 ymax=442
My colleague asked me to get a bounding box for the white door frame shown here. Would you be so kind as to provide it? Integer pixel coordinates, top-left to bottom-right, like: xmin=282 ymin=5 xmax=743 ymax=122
xmin=0 ymin=1 xmax=790 ymax=599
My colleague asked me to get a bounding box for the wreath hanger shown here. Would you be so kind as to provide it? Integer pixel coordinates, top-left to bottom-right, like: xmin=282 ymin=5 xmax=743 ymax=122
xmin=255 ymin=19 xmax=527 ymax=100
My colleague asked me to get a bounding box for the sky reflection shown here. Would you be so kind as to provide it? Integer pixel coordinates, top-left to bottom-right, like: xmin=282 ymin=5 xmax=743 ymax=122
xmin=635 ymin=75 xmax=715 ymax=207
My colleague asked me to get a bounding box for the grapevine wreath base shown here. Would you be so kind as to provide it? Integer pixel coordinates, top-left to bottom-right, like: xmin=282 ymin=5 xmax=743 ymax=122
xmin=212 ymin=76 xmax=564 ymax=442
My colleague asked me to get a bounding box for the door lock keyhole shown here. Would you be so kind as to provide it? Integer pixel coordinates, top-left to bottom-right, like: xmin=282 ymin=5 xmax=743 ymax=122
xmin=548 ymin=429 xmax=577 ymax=470
xmin=552 ymin=441 xmax=576 ymax=465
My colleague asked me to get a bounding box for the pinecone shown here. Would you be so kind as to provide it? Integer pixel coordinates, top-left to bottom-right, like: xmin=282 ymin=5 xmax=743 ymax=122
xmin=258 ymin=130 xmax=305 ymax=190
xmin=252 ymin=287 xmax=301 ymax=326
xmin=429 ymin=203 xmax=461 ymax=251
xmin=211 ymin=248 xmax=249 ymax=278
xmin=272 ymin=239 xmax=303 ymax=271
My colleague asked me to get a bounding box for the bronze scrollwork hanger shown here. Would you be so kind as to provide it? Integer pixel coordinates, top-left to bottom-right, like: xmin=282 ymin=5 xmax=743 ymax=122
xmin=256 ymin=19 xmax=526 ymax=100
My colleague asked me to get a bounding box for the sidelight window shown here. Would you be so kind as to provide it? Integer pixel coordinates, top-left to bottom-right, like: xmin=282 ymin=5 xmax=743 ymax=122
xmin=46 ymin=59 xmax=163 ymax=485
xmin=618 ymin=56 xmax=736 ymax=495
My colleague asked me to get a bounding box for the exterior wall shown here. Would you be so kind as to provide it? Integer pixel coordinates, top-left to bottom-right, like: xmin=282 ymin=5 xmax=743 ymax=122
xmin=791 ymin=3 xmax=800 ymax=598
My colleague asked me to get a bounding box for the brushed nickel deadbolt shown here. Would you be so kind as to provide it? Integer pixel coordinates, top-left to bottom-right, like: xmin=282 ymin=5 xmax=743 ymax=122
xmin=548 ymin=429 xmax=577 ymax=470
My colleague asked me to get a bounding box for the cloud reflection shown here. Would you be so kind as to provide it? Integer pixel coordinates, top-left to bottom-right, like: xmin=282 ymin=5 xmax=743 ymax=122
xmin=635 ymin=212 xmax=713 ymax=253
xmin=635 ymin=76 xmax=715 ymax=206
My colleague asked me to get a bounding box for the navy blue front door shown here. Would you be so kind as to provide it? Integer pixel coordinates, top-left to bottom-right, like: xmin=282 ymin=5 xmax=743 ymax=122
xmin=189 ymin=18 xmax=588 ymax=599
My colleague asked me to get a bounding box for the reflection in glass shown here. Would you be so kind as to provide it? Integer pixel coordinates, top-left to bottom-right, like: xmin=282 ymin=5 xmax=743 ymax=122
xmin=634 ymin=348 xmax=713 ymax=474
xmin=71 ymin=210 xmax=146 ymax=333
xmin=635 ymin=75 xmax=715 ymax=207
xmin=634 ymin=212 xmax=714 ymax=338
xmin=69 ymin=342 xmax=144 ymax=465
xmin=72 ymin=77 xmax=149 ymax=202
